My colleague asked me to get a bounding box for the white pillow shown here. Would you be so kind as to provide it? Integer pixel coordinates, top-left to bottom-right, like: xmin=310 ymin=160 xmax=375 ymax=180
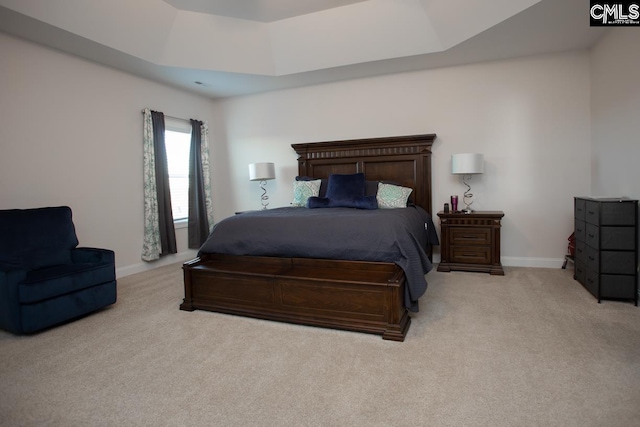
xmin=292 ymin=179 xmax=321 ymax=207
xmin=376 ymin=182 xmax=413 ymax=209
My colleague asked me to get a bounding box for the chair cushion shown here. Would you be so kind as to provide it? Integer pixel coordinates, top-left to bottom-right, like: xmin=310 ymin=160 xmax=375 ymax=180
xmin=18 ymin=262 xmax=115 ymax=304
xmin=20 ymin=248 xmax=73 ymax=270
xmin=0 ymin=206 xmax=79 ymax=270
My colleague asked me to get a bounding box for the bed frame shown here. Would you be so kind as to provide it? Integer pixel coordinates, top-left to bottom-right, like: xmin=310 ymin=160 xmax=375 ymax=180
xmin=180 ymin=134 xmax=436 ymax=341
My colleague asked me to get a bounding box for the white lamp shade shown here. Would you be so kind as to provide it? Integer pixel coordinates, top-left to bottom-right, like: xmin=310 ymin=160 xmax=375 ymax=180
xmin=249 ymin=162 xmax=275 ymax=181
xmin=451 ymin=153 xmax=484 ymax=175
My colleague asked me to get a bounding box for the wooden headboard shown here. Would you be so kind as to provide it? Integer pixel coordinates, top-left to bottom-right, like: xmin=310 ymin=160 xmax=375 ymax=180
xmin=292 ymin=134 xmax=437 ymax=215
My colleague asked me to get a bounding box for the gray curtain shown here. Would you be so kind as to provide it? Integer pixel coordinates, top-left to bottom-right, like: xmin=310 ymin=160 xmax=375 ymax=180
xmin=151 ymin=111 xmax=177 ymax=255
xmin=188 ymin=119 xmax=210 ymax=248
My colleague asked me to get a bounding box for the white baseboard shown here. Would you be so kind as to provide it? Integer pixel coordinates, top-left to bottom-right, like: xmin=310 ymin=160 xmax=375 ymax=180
xmin=116 ymin=250 xmax=198 ymax=278
xmin=117 ymin=253 xmax=566 ymax=278
xmin=501 ymin=256 xmax=566 ymax=269
xmin=431 ymin=254 xmax=566 ymax=269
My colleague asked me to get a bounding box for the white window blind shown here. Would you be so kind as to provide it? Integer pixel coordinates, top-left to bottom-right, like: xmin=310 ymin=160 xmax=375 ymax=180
xmin=164 ymin=129 xmax=191 ymax=221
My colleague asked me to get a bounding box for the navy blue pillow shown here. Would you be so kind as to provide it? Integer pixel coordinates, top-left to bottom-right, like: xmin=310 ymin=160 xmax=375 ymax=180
xmin=326 ymin=173 xmax=365 ymax=201
xmin=306 ymin=173 xmax=378 ymax=209
xmin=296 ymin=175 xmax=380 ymax=199
xmin=307 ymin=196 xmax=377 ymax=210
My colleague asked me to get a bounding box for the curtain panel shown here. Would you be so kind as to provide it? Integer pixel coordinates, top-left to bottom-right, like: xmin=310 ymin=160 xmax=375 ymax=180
xmin=188 ymin=120 xmax=213 ymax=248
xmin=142 ymin=109 xmax=213 ymax=260
xmin=142 ymin=108 xmax=177 ymax=261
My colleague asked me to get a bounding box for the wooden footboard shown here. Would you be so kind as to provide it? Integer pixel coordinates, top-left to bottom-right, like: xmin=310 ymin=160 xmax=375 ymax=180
xmin=180 ymin=254 xmax=411 ymax=341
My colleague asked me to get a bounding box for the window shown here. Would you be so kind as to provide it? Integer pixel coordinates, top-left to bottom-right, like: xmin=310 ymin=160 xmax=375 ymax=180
xmin=164 ymin=128 xmax=191 ymax=222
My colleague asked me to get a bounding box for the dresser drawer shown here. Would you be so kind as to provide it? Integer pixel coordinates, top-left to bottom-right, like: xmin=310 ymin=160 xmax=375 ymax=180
xmin=601 ymin=251 xmax=636 ymax=275
xmin=586 ymin=200 xmax=637 ymax=225
xmin=584 ymin=268 xmax=599 ymax=298
xmin=575 ymin=239 xmax=586 ymax=262
xmin=585 ymin=245 xmax=599 ymax=269
xmin=450 ymin=227 xmax=491 ymax=245
xmin=601 ymin=227 xmax=636 ymax=250
xmin=575 ymin=219 xmax=586 ymax=242
xmin=585 ymin=201 xmax=599 ymax=225
xmin=600 ymin=274 xmax=637 ymax=299
xmin=574 ymin=198 xmax=586 ymax=220
xmin=575 ymin=259 xmax=586 ymax=284
xmin=586 ymin=247 xmax=636 ymax=274
xmin=586 ymin=224 xmax=636 ymax=250
xmin=584 ymin=270 xmax=637 ymax=300
xmin=450 ymin=246 xmax=491 ymax=264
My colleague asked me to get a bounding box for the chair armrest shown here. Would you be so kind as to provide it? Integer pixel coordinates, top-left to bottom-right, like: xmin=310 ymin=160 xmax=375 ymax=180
xmin=71 ymin=247 xmax=115 ymax=264
xmin=0 ymin=268 xmax=28 ymax=334
xmin=0 ymin=267 xmax=27 ymax=287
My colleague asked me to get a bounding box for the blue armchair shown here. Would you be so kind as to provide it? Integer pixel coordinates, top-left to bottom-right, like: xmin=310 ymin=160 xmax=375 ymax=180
xmin=0 ymin=206 xmax=117 ymax=334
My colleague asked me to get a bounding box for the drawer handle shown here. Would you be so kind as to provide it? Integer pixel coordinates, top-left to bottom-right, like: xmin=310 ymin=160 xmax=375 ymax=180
xmin=588 ymin=211 xmax=595 ymax=215
xmin=588 ymin=234 xmax=594 ymax=238
xmin=588 ymin=256 xmax=595 ymax=261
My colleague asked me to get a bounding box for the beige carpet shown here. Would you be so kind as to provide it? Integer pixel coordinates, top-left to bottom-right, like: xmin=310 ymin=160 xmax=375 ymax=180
xmin=1 ymin=264 xmax=639 ymax=427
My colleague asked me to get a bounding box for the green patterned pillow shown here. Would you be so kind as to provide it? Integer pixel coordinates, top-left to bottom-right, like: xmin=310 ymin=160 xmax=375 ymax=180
xmin=292 ymin=179 xmax=321 ymax=207
xmin=376 ymin=182 xmax=413 ymax=209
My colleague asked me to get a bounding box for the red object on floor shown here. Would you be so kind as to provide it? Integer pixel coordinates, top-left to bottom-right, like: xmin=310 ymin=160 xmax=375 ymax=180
xmin=568 ymin=232 xmax=575 ymax=256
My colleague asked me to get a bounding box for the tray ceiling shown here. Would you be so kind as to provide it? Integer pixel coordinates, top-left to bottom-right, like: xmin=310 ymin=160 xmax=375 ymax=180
xmin=0 ymin=0 xmax=606 ymax=98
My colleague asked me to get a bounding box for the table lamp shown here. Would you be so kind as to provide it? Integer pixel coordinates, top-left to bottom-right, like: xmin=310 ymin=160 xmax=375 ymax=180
xmin=249 ymin=162 xmax=276 ymax=209
xmin=451 ymin=153 xmax=484 ymax=213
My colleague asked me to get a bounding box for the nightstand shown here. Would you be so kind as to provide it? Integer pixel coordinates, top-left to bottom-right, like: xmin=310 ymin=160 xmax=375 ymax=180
xmin=437 ymin=211 xmax=505 ymax=275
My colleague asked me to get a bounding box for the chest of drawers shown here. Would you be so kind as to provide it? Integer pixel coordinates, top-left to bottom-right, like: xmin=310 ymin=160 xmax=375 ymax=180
xmin=574 ymin=197 xmax=638 ymax=305
xmin=437 ymin=211 xmax=504 ymax=275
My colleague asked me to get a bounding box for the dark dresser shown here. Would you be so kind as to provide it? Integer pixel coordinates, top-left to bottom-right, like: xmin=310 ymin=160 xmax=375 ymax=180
xmin=574 ymin=197 xmax=638 ymax=305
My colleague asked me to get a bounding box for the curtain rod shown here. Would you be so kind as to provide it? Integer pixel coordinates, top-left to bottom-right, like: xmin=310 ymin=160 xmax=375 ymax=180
xmin=141 ymin=109 xmax=191 ymax=122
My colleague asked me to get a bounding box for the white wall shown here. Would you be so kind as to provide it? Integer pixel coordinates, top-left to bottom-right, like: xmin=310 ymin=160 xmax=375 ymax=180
xmin=217 ymin=51 xmax=592 ymax=267
xmin=0 ymin=33 xmax=219 ymax=277
xmin=591 ymin=28 xmax=640 ymax=200
xmin=0 ymin=30 xmax=599 ymax=274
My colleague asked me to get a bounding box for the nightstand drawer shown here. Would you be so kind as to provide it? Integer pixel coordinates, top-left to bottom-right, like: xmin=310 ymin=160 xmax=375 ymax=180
xmin=449 ymin=228 xmax=491 ymax=245
xmin=450 ymin=246 xmax=491 ymax=264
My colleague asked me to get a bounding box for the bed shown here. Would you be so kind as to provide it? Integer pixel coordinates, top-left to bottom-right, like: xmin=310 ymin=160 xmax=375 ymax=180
xmin=180 ymin=133 xmax=437 ymax=341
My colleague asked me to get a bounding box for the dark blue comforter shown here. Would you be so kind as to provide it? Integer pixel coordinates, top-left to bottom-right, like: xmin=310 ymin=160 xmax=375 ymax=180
xmin=198 ymin=206 xmax=439 ymax=311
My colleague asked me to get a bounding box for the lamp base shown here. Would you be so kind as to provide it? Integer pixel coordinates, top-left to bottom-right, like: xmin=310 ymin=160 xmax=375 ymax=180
xmin=259 ymin=180 xmax=270 ymax=210
xmin=461 ymin=175 xmax=475 ymax=214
